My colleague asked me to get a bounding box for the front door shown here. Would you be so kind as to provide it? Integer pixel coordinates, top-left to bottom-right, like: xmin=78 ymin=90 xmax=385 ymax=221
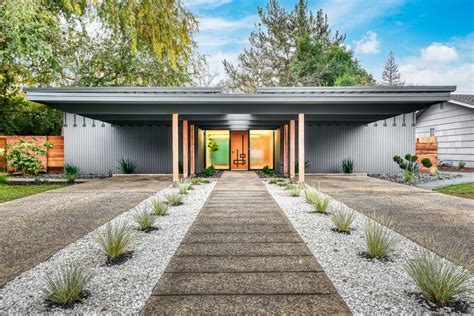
xmin=230 ymin=131 xmax=248 ymax=170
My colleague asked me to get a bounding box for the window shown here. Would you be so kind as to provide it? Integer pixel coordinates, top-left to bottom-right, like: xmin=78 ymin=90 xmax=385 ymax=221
xmin=250 ymin=130 xmax=274 ymax=169
xmin=205 ymin=130 xmax=229 ymax=169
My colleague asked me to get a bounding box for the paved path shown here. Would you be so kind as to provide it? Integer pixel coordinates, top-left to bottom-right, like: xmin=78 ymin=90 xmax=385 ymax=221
xmin=307 ymin=175 xmax=474 ymax=268
xmin=144 ymin=171 xmax=349 ymax=314
xmin=0 ymin=176 xmax=171 ymax=288
xmin=416 ymin=172 xmax=474 ymax=190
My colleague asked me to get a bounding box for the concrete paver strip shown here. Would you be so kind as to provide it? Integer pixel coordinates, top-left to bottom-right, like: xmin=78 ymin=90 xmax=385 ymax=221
xmin=144 ymin=171 xmax=350 ymax=314
xmin=307 ymin=175 xmax=474 ymax=267
xmin=0 ymin=176 xmax=171 ymax=288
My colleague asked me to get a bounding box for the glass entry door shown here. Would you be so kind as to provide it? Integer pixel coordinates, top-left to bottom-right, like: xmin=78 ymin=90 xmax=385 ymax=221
xmin=230 ymin=131 xmax=248 ymax=170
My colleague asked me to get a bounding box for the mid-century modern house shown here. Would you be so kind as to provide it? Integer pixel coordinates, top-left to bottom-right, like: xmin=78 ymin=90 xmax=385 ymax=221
xmin=25 ymin=86 xmax=456 ymax=182
xmin=417 ymin=94 xmax=474 ymax=168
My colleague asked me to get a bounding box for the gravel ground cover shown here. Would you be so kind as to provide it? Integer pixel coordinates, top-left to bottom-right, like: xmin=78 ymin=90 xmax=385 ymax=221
xmin=0 ymin=180 xmax=216 ymax=314
xmin=369 ymin=172 xmax=460 ymax=185
xmin=265 ymin=180 xmax=474 ymax=314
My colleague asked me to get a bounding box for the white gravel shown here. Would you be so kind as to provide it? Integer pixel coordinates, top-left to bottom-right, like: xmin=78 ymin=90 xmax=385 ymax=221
xmin=0 ymin=180 xmax=216 ymax=314
xmin=265 ymin=181 xmax=473 ymax=315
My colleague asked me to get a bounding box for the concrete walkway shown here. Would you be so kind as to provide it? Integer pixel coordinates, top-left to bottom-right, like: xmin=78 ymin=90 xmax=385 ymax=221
xmin=144 ymin=171 xmax=349 ymax=314
xmin=0 ymin=176 xmax=171 ymax=288
xmin=307 ymin=175 xmax=474 ymax=267
xmin=416 ymin=172 xmax=474 ymax=190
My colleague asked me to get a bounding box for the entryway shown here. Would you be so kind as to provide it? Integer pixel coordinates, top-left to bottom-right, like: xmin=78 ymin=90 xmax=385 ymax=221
xmin=230 ymin=131 xmax=248 ymax=170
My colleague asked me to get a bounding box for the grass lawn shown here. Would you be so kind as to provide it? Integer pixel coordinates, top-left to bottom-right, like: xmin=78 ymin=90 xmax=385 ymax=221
xmin=435 ymin=182 xmax=474 ymax=200
xmin=0 ymin=184 xmax=64 ymax=203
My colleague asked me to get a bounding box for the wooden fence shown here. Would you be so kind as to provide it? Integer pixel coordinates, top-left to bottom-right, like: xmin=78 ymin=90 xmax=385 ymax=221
xmin=416 ymin=136 xmax=438 ymax=172
xmin=0 ymin=136 xmax=64 ymax=174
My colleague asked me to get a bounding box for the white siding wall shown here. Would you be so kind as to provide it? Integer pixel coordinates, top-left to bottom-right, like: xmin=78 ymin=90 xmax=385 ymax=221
xmin=416 ymin=102 xmax=474 ymax=168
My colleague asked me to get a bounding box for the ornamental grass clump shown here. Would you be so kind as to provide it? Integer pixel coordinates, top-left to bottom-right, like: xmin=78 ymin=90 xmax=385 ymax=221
xmin=95 ymin=221 xmax=133 ymax=261
xmin=290 ymin=184 xmax=303 ymax=197
xmin=133 ymin=209 xmax=156 ymax=231
xmin=364 ymin=216 xmax=397 ymax=259
xmin=406 ymin=248 xmax=473 ymax=306
xmin=312 ymin=193 xmax=330 ymax=214
xmin=330 ymin=206 xmax=355 ymax=233
xmin=304 ymin=189 xmax=318 ymax=205
xmin=178 ymin=180 xmax=192 ymax=194
xmin=165 ymin=193 xmax=183 ymax=206
xmin=151 ymin=199 xmax=168 ymax=216
xmin=44 ymin=264 xmax=93 ymax=306
xmin=191 ymin=178 xmax=209 ymax=185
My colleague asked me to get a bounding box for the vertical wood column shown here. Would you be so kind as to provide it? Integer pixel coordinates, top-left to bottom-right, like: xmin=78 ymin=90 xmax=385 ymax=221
xmin=289 ymin=120 xmax=295 ymax=179
xmin=183 ymin=120 xmax=188 ymax=178
xmin=298 ymin=113 xmax=305 ymax=183
xmin=190 ymin=124 xmax=195 ymax=176
xmin=283 ymin=124 xmax=288 ymax=176
xmin=172 ymin=113 xmax=179 ymax=183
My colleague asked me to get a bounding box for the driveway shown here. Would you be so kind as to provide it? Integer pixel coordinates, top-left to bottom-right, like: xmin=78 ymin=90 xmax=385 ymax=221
xmin=0 ymin=176 xmax=171 ymax=288
xmin=307 ymin=175 xmax=474 ymax=268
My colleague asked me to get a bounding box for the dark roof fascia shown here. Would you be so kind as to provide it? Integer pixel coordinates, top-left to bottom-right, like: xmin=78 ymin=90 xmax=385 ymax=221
xmin=257 ymin=86 xmax=456 ymax=94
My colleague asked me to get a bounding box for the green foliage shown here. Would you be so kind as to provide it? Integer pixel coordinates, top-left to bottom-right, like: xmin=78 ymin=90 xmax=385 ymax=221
xmin=151 ymin=199 xmax=168 ymax=216
xmin=223 ymin=0 xmax=346 ymax=92
xmin=290 ymin=34 xmax=374 ymax=86
xmin=95 ymin=222 xmax=133 ymax=260
xmin=304 ymin=189 xmax=318 ymax=204
xmin=0 ymin=173 xmax=9 ymax=184
xmin=191 ymin=178 xmax=209 ymax=185
xmin=393 ymin=153 xmax=419 ymax=174
xmin=364 ymin=217 xmax=397 ymax=259
xmin=458 ymin=161 xmax=465 ymax=170
xmin=403 ymin=170 xmax=414 ymax=182
xmin=262 ymin=165 xmax=274 ymax=176
xmin=64 ymin=164 xmax=80 ymax=176
xmin=117 ymin=158 xmax=137 ymax=174
xmin=342 ymin=158 xmax=354 ymax=174
xmin=289 ymin=184 xmax=303 ymax=197
xmin=421 ymin=158 xmax=432 ymax=168
xmin=0 ymin=139 xmax=53 ymax=175
xmin=330 ymin=207 xmax=355 ymax=233
xmin=165 ymin=193 xmax=183 ymax=206
xmin=207 ymin=139 xmax=219 ymax=152
xmin=65 ymin=174 xmax=77 ymax=184
xmin=406 ymin=248 xmax=473 ymax=305
xmin=133 ymin=209 xmax=156 ymax=231
xmin=178 ymin=179 xmax=192 ymax=194
xmin=311 ymin=193 xmax=330 ymax=214
xmin=269 ymin=178 xmax=282 ymax=184
xmin=44 ymin=264 xmax=93 ymax=306
xmin=381 ymin=52 xmax=404 ymax=86
xmin=0 ymin=184 xmax=61 ymax=203
xmin=202 ymin=165 xmax=216 ymax=177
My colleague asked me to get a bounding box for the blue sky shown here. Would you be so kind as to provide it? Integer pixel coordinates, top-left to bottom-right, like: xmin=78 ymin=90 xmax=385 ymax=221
xmin=185 ymin=0 xmax=474 ymax=92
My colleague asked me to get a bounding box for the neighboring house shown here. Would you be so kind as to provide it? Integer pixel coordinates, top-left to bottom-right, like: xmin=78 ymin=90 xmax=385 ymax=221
xmin=417 ymin=94 xmax=474 ymax=168
xmin=25 ymin=86 xmax=455 ymax=180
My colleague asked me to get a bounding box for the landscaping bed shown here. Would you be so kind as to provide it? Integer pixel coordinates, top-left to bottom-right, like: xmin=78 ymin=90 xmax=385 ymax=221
xmin=265 ymin=180 xmax=474 ymax=314
xmin=0 ymin=184 xmax=64 ymax=203
xmin=369 ymin=172 xmax=461 ymax=185
xmin=0 ymin=180 xmax=216 ymax=313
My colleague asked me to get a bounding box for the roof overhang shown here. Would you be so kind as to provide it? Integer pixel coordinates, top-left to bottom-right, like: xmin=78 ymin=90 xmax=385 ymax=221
xmin=24 ymin=86 xmax=456 ymax=128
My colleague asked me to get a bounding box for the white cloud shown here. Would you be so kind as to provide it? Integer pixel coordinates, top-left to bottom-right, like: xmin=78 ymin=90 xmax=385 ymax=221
xmin=420 ymin=43 xmax=458 ymax=62
xmin=355 ymin=31 xmax=380 ymax=54
xmin=399 ymin=63 xmax=474 ymax=93
xmin=184 ymin=0 xmax=232 ymax=9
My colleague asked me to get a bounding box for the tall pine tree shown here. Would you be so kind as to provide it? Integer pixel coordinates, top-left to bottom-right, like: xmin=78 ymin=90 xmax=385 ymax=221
xmin=381 ymin=52 xmax=404 ymax=86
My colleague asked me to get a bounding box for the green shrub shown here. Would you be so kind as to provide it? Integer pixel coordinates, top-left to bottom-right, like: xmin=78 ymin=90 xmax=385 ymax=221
xmin=202 ymin=165 xmax=216 ymax=177
xmin=133 ymin=209 xmax=156 ymax=231
xmin=403 ymin=170 xmax=414 ymax=182
xmin=178 ymin=179 xmax=192 ymax=194
xmin=0 ymin=172 xmax=9 ymax=184
xmin=421 ymin=158 xmax=432 ymax=168
xmin=165 ymin=193 xmax=183 ymax=206
xmin=290 ymin=184 xmax=303 ymax=197
xmin=64 ymin=164 xmax=80 ymax=176
xmin=151 ymin=199 xmax=168 ymax=216
xmin=312 ymin=193 xmax=330 ymax=214
xmin=262 ymin=165 xmax=274 ymax=176
xmin=330 ymin=207 xmax=355 ymax=233
xmin=458 ymin=161 xmax=465 ymax=170
xmin=0 ymin=139 xmax=53 ymax=175
xmin=95 ymin=222 xmax=133 ymax=260
xmin=65 ymin=174 xmax=77 ymax=184
xmin=406 ymin=248 xmax=473 ymax=305
xmin=364 ymin=217 xmax=397 ymax=259
xmin=117 ymin=157 xmax=137 ymax=174
xmin=393 ymin=154 xmax=419 ymax=174
xmin=342 ymin=158 xmax=354 ymax=174
xmin=44 ymin=264 xmax=93 ymax=306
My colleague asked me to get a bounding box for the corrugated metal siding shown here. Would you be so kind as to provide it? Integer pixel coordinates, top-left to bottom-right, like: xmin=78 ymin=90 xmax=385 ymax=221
xmin=305 ymin=114 xmax=415 ymax=174
xmin=417 ymin=102 xmax=474 ymax=167
xmin=64 ymin=114 xmax=172 ymax=174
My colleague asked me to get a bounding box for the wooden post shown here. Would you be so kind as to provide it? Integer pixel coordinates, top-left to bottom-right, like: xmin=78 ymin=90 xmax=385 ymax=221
xmin=298 ymin=113 xmax=305 ymax=183
xmin=183 ymin=120 xmax=188 ymax=178
xmin=283 ymin=124 xmax=288 ymax=176
xmin=172 ymin=113 xmax=179 ymax=182
xmin=190 ymin=124 xmax=195 ymax=175
xmin=290 ymin=120 xmax=295 ymax=179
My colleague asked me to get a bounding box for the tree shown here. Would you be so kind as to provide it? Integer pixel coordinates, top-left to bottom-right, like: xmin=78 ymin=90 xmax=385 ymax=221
xmin=289 ymin=35 xmax=374 ymax=86
xmin=381 ymin=52 xmax=404 ymax=86
xmin=223 ymin=0 xmax=345 ymax=92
